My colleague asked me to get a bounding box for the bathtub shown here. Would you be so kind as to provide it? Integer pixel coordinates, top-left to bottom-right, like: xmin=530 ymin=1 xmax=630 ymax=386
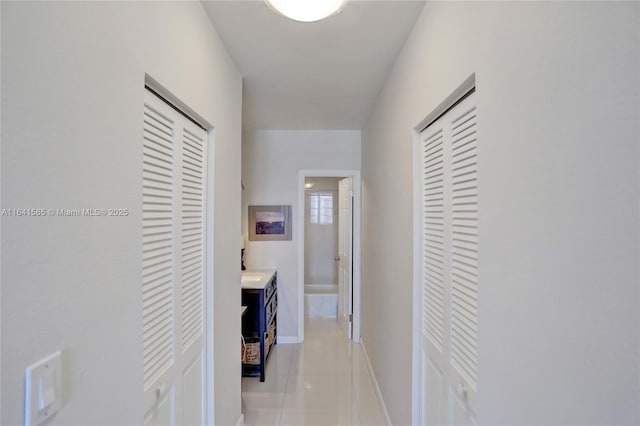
xmin=304 ymin=284 xmax=338 ymax=317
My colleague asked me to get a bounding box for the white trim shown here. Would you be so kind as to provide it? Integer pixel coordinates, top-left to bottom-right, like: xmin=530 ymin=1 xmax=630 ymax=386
xmin=297 ymin=170 xmax=362 ymax=344
xmin=276 ymin=336 xmax=299 ymax=344
xmin=411 ymin=74 xmax=476 ymax=426
xmin=235 ymin=413 xmax=245 ymax=426
xmin=415 ymin=73 xmax=476 ymax=133
xmin=205 ymin=128 xmax=216 ymax=426
xmin=361 ymin=339 xmax=392 ymax=426
xmin=145 ymin=74 xmax=212 ymax=130
xmin=411 ymin=126 xmax=422 ymax=426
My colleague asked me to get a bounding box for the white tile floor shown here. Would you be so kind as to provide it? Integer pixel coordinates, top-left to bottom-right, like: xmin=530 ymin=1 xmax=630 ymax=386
xmin=242 ymin=317 xmax=387 ymax=426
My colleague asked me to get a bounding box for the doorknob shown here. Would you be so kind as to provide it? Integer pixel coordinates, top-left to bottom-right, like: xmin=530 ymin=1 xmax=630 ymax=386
xmin=334 ymin=256 xmax=340 ymax=261
xmin=157 ymin=382 xmax=169 ymax=399
xmin=455 ymin=383 xmax=467 ymax=401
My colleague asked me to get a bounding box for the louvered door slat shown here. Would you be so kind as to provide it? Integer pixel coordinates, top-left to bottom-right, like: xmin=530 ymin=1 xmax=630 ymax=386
xmin=422 ymin=128 xmax=445 ymax=352
xmin=143 ymin=318 xmax=173 ymax=351
xmin=142 ymin=263 xmax=172 ymax=284
xmin=143 ymin=234 xmax=172 ymax=248
xmin=142 ymin=104 xmax=175 ymax=390
xmin=182 ymin=234 xmax=201 ymax=245
xmin=181 ymin=128 xmax=205 ymax=351
xmin=451 ymin=259 xmax=478 ymax=278
xmin=450 ymin=104 xmax=479 ymax=390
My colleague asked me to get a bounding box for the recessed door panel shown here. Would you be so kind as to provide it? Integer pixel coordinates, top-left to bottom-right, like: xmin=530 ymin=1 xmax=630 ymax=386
xmin=423 ymin=356 xmax=444 ymax=426
xmin=182 ymin=352 xmax=204 ymax=426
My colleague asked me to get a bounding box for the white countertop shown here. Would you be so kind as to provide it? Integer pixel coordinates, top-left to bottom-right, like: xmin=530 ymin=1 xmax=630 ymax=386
xmin=241 ymin=269 xmax=276 ymax=290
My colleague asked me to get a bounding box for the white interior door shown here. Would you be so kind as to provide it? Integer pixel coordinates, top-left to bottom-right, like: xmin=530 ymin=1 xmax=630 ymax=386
xmin=142 ymin=89 xmax=207 ymax=426
xmin=304 ymin=189 xmax=339 ymax=285
xmin=338 ymin=177 xmax=353 ymax=339
xmin=419 ymin=91 xmax=478 ymax=426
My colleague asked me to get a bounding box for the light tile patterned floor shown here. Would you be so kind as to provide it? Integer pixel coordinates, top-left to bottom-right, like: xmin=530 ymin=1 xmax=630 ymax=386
xmin=242 ymin=317 xmax=387 ymax=426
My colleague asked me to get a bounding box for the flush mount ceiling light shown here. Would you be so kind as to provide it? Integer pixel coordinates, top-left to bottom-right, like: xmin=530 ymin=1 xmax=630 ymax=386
xmin=265 ymin=0 xmax=346 ymax=23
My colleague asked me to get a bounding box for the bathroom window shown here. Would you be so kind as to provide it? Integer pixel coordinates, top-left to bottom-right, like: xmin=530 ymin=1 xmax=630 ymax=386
xmin=309 ymin=193 xmax=334 ymax=225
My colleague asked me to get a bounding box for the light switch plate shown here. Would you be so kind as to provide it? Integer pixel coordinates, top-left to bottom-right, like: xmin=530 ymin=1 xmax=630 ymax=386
xmin=25 ymin=351 xmax=62 ymax=426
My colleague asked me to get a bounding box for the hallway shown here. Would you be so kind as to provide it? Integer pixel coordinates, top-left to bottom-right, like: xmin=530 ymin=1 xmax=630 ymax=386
xmin=242 ymin=318 xmax=386 ymax=426
xmin=1 ymin=2 xmax=638 ymax=425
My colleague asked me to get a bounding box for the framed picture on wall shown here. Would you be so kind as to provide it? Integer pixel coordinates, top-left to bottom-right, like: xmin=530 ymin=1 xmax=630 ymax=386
xmin=248 ymin=205 xmax=292 ymax=241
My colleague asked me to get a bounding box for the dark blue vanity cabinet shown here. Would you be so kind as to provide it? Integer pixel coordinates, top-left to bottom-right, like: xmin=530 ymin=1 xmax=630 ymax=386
xmin=241 ymin=270 xmax=277 ymax=382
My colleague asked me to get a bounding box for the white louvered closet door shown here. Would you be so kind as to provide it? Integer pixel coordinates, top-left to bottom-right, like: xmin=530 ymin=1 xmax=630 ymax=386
xmin=419 ymin=91 xmax=478 ymax=426
xmin=143 ymin=89 xmax=207 ymax=426
xmin=420 ymin=116 xmax=448 ymax=426
xmin=448 ymin=94 xmax=478 ymax=425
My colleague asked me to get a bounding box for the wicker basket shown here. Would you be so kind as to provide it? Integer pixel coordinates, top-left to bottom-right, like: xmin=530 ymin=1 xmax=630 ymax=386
xmin=264 ymin=339 xmax=272 ymax=359
xmin=244 ymin=342 xmax=261 ymax=365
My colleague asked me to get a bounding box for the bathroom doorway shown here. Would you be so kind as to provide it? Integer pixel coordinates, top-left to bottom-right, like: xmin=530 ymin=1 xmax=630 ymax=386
xmin=304 ymin=177 xmax=341 ymax=317
xmin=297 ymin=170 xmax=361 ymax=343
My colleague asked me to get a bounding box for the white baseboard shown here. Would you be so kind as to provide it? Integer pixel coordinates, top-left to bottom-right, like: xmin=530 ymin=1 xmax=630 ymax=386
xmin=276 ymin=336 xmax=298 ymax=344
xmin=235 ymin=413 xmax=244 ymax=426
xmin=361 ymin=338 xmax=393 ymax=426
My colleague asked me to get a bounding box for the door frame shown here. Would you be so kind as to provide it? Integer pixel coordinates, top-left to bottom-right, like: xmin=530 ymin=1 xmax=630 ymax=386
xmin=144 ymin=76 xmax=216 ymax=425
xmin=297 ymin=170 xmax=361 ymax=343
xmin=411 ymin=74 xmax=476 ymax=425
xmin=204 ymin=130 xmax=215 ymax=426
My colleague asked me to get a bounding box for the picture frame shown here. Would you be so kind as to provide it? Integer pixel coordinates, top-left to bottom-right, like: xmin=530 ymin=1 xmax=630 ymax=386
xmin=248 ymin=205 xmax=292 ymax=241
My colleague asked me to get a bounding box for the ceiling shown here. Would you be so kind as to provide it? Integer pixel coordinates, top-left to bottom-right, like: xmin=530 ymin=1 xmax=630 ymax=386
xmin=202 ymin=1 xmax=426 ymax=130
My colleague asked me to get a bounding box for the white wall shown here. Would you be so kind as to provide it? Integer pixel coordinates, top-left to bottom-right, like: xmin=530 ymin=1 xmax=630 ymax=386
xmin=304 ymin=177 xmax=340 ymax=286
xmin=1 ymin=2 xmax=243 ymax=425
xmin=362 ymin=2 xmax=639 ymax=425
xmin=242 ymin=131 xmax=360 ymax=339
